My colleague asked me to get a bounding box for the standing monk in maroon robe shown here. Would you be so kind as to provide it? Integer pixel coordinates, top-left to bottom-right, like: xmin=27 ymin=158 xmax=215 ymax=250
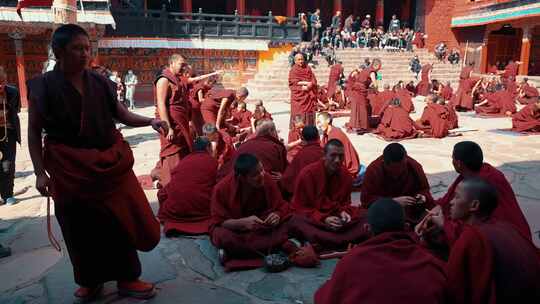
xmin=452 ymin=63 xmax=478 ymax=111
xmin=289 ymin=140 xmax=369 ymax=251
xmin=418 ymin=94 xmax=450 ymax=138
xmin=326 ymin=61 xmax=343 ymax=99
xmin=27 ymin=25 xmax=162 ymax=301
xmin=203 ymin=123 xmax=235 ymax=168
xmin=190 ymin=78 xmax=214 ymax=135
xmin=281 ymin=126 xmax=323 ymax=196
xmin=442 ymin=97 xmax=459 ymax=129
xmin=155 ymin=54 xmax=193 ymax=187
xmin=318 ymin=112 xmax=360 ymax=179
xmin=430 ymin=141 xmax=531 ymax=244
xmin=373 ymin=84 xmax=396 ymax=115
xmin=396 ymin=85 xmax=415 ymax=113
xmin=512 ymin=100 xmax=540 ymax=132
xmin=375 ymin=98 xmax=423 ymax=140
xmin=416 ymin=63 xmax=432 ymax=96
xmin=426 ymin=178 xmax=540 ymax=304
xmin=201 ymin=87 xmax=248 ymax=130
xmin=158 ymin=137 xmax=218 ymax=235
xmin=346 ymin=65 xmax=377 ymax=131
xmin=361 ymin=143 xmax=434 ymax=223
xmin=441 ymin=81 xmax=453 ymax=101
xmin=289 ymin=53 xmax=318 ymax=128
xmin=315 ymin=199 xmax=447 ymax=304
xmin=501 ymin=60 xmax=520 ymax=85
xmin=210 ymin=153 xmax=290 ymax=264
xmin=518 ymin=78 xmax=539 ymax=105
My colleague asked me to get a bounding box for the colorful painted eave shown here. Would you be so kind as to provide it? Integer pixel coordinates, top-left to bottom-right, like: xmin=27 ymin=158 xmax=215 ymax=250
xmin=451 ymin=2 xmax=540 ymax=28
xmin=99 ymin=37 xmax=270 ymax=51
xmin=0 ymin=6 xmax=115 ymax=26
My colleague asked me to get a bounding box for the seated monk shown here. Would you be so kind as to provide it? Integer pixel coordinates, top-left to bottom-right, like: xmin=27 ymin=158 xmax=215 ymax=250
xmin=475 ymin=84 xmax=516 ymax=116
xmin=440 ymin=81 xmax=453 ymax=101
xmin=405 ymin=81 xmax=417 ymax=97
xmin=202 ymin=123 xmax=235 ymax=168
xmin=396 ymin=85 xmax=415 ymax=113
xmin=252 ymin=100 xmax=273 ymax=125
xmin=332 ymin=86 xmax=347 ymax=109
xmin=430 ymin=141 xmax=531 ymax=244
xmin=361 ymin=143 xmax=434 ymax=224
xmin=517 ymin=78 xmax=539 ymax=105
xmin=288 ymin=139 xmax=369 ymax=251
xmin=317 ymin=112 xmax=362 ymax=183
xmin=286 ymin=114 xmax=305 ymax=162
xmin=426 ymin=178 xmax=540 ymax=304
xmin=281 ymin=126 xmax=323 ymax=197
xmin=418 ymin=94 xmax=450 ymax=138
xmin=375 ymin=98 xmax=424 ymax=141
xmin=210 ymin=153 xmax=290 ymax=263
xmin=230 ymin=101 xmax=252 ymax=130
xmin=201 ymin=87 xmax=249 ymax=130
xmin=218 ymin=120 xmax=287 ymax=180
xmin=373 ymin=84 xmax=396 ymax=116
xmin=512 ymin=99 xmax=540 ymax=132
xmin=158 ymin=137 xmax=218 ymax=235
xmin=441 ymin=96 xmax=459 ymax=129
xmin=315 ymin=198 xmax=447 ymax=304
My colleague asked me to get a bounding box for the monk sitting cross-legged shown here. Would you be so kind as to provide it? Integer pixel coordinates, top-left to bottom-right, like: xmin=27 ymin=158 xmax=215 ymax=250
xmin=418 ymin=94 xmax=450 ymax=138
xmin=361 ymin=143 xmax=434 ymax=224
xmin=375 ymin=98 xmax=424 ymax=141
xmin=315 ymin=198 xmax=447 ymax=304
xmin=475 ymin=84 xmax=516 ymax=116
xmin=281 ymin=125 xmax=324 ymax=198
xmin=517 ymin=78 xmax=539 ymax=105
xmin=201 ymin=87 xmax=249 ymax=130
xmin=425 ymin=178 xmax=540 ymax=304
xmin=158 ymin=137 xmax=218 ymax=236
xmin=512 ymin=98 xmax=540 ymax=133
xmin=288 ymin=139 xmax=370 ymax=252
xmin=202 ymin=123 xmax=235 ymax=168
xmin=210 ymin=153 xmax=290 ymax=265
xmin=429 ymin=141 xmax=532 ymax=245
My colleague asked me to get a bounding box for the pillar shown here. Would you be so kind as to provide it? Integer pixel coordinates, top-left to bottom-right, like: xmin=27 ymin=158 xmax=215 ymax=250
xmin=182 ymin=0 xmax=192 ymax=13
xmin=401 ymin=0 xmax=411 ymax=25
xmin=333 ymin=0 xmax=342 ymax=13
xmin=519 ymin=26 xmax=531 ymax=75
xmin=375 ymin=0 xmax=384 ymax=27
xmin=236 ymin=0 xmax=245 ymax=15
xmin=52 ymin=0 xmax=77 ymax=24
xmin=9 ymin=32 xmax=27 ymax=108
xmin=286 ymin=0 xmax=295 ymax=17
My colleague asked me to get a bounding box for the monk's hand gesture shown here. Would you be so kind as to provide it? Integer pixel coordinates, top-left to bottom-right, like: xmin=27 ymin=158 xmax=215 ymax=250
xmin=243 ymin=216 xmax=264 ymax=231
xmin=325 ymin=216 xmax=343 ymax=230
xmin=36 ymin=172 xmax=51 ymax=197
xmin=415 ymin=194 xmax=427 ymax=204
xmin=151 ymin=118 xmax=168 ymax=133
xmin=166 ymin=129 xmax=175 ymax=142
xmin=394 ymin=196 xmax=417 ymax=206
xmin=270 ymin=171 xmax=282 ymax=181
xmin=264 ymin=213 xmax=281 ymax=227
xmin=340 ymin=211 xmax=352 ymax=224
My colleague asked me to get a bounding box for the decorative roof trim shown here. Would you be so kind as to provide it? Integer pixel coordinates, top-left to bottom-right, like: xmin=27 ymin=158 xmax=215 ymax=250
xmin=451 ymin=2 xmax=540 ymax=28
xmin=0 ymin=6 xmax=115 ymax=26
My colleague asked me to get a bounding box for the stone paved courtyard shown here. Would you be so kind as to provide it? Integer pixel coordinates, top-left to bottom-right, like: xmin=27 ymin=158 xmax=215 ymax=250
xmin=1 ymin=98 xmax=539 ymax=304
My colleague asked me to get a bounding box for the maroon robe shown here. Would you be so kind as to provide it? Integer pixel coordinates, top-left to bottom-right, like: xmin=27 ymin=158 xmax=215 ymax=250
xmin=28 ymin=69 xmax=160 ymax=286
xmin=437 ymin=163 xmax=532 ymax=243
xmin=441 ymin=84 xmax=453 ymax=101
xmin=315 ymin=232 xmax=447 ymax=304
xmin=502 ymin=62 xmax=519 ymax=81
xmin=412 ymin=32 xmax=425 ymax=48
xmin=158 ymin=151 xmax=218 ymax=235
xmin=289 ymin=160 xmax=369 ymax=249
xmin=201 ymin=89 xmax=236 ymax=126
xmin=375 ymin=106 xmax=420 ymax=140
xmin=215 ymin=130 xmax=235 ymax=168
xmin=419 ymin=103 xmax=450 ymax=138
xmin=451 ymin=77 xmax=478 ymax=111
xmin=396 ymin=88 xmax=415 ymax=113
xmin=327 ymin=63 xmax=343 ymax=97
xmin=445 ymin=103 xmax=459 ymax=129
xmin=189 ymin=81 xmax=211 ymax=135
xmin=155 ymin=70 xmax=193 ymax=186
xmin=512 ymin=104 xmax=540 ymax=132
xmin=446 ymin=220 xmax=540 ymax=304
xmin=287 ymin=126 xmax=303 ymax=162
xmin=322 ymin=126 xmax=360 ymax=176
xmin=518 ymin=84 xmax=539 ymax=105
xmin=476 ymin=91 xmax=516 ymax=115
xmin=281 ymin=141 xmax=323 ymax=194
xmin=210 ymin=173 xmax=290 ymax=258
xmin=374 ymin=89 xmax=396 ymax=115
xmin=347 ymin=69 xmax=372 ymax=130
xmin=405 ymin=82 xmax=417 ymax=97
xmin=289 ymin=64 xmax=318 ymax=128
xmin=231 ymin=109 xmax=252 ymax=128
xmin=416 ymin=64 xmax=432 ymax=96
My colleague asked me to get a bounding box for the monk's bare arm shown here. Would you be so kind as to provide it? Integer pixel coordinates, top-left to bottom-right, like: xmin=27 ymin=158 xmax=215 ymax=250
xmin=187 ymin=70 xmax=222 ymax=83
xmin=197 ymin=90 xmax=204 ymax=103
xmin=28 ymin=101 xmax=45 ymax=177
xmin=156 ymin=78 xmax=173 ymax=138
xmin=222 ymin=216 xmax=263 ymax=232
xmin=115 ymin=102 xmax=153 ymax=127
xmin=215 ymin=98 xmax=228 ymax=129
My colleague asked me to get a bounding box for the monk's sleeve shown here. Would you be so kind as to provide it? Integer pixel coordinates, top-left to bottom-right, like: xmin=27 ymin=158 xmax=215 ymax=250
xmin=267 ymin=179 xmax=290 ymax=219
xmin=210 ymin=184 xmax=230 ymax=227
xmin=291 ymin=172 xmax=331 ymax=223
xmin=446 ymin=228 xmax=494 ymax=304
xmin=314 ymin=254 xmax=355 ymax=304
xmin=359 ymin=165 xmax=381 ymax=208
xmin=419 ymin=107 xmax=430 ymax=124
xmin=288 ymin=70 xmax=301 ymax=91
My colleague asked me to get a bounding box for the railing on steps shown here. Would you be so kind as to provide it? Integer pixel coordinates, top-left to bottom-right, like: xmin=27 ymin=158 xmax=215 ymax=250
xmin=107 ymin=7 xmax=302 ymax=42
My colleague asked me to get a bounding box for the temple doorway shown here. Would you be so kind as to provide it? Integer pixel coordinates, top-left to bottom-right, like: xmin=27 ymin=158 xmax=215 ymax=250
xmin=486 ymin=25 xmax=523 ymax=71
xmin=529 ymin=26 xmax=540 ymax=76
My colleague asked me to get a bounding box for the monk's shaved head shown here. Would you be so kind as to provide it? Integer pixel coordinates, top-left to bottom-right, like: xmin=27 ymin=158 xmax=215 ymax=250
xmin=193 ymin=136 xmax=211 ymax=152
xmin=317 ymin=112 xmax=332 ymax=124
xmin=383 ymin=143 xmax=406 ymax=164
xmin=453 ymin=141 xmax=483 ymax=172
xmin=367 ymin=198 xmax=404 ymax=235
xmin=324 ymin=139 xmax=344 ymax=154
xmin=301 ymin=125 xmax=319 ymax=142
xmin=256 ymin=120 xmax=278 ymax=137
xmin=294 ymin=53 xmax=306 ymax=66
xmin=234 ymin=153 xmax=259 ymax=177
xmin=237 ymin=87 xmax=249 ymax=98
xmin=168 ymin=53 xmax=185 ymax=66
xmin=461 ymin=177 xmax=499 ymax=218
